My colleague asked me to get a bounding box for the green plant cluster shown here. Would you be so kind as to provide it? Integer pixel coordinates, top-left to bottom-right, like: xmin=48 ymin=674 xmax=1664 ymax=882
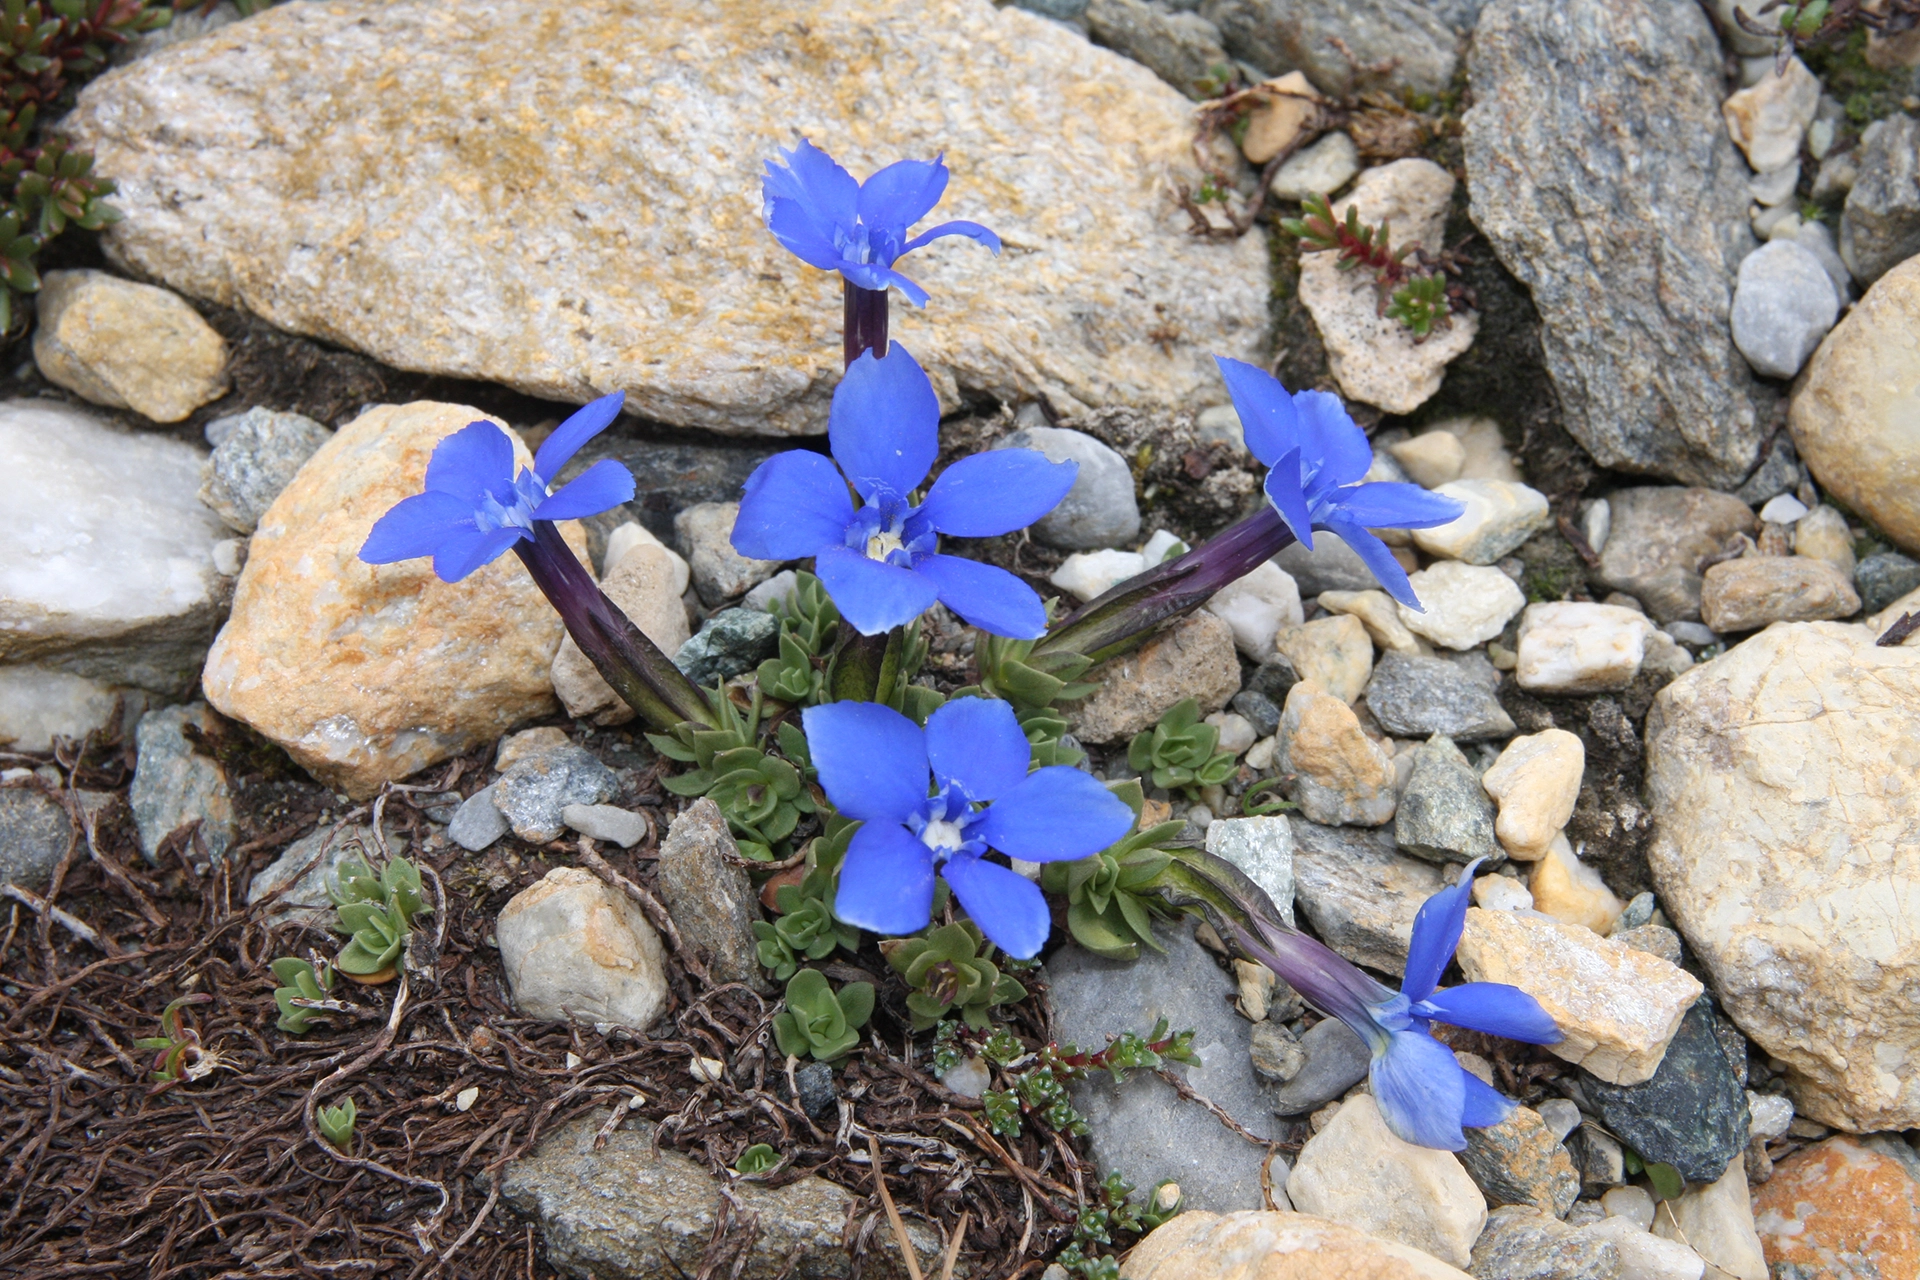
xmin=327 ymin=853 xmax=425 ymax=977
xmin=652 ymin=688 xmax=815 ymax=861
xmin=269 ymin=955 xmax=335 ymax=1032
xmin=733 ymin=1142 xmax=780 ymax=1175
xmin=982 ymin=1018 xmax=1199 ymax=1141
xmin=317 ymin=1097 xmax=357 ymax=1150
xmin=957 ymin=629 xmax=1098 ymax=767
xmin=1040 ymin=781 xmax=1180 ymax=961
xmin=1127 ymin=698 xmax=1236 ymax=797
xmin=755 ymin=571 xmax=839 ymax=705
xmin=771 ymin=967 xmax=874 ymax=1062
xmin=1054 ymin=1171 xmax=1184 ymax=1280
xmin=1281 ymin=192 xmax=1455 ymax=338
xmin=753 ymin=854 xmax=860 ymax=981
xmin=879 ymin=920 xmax=1027 ymax=1030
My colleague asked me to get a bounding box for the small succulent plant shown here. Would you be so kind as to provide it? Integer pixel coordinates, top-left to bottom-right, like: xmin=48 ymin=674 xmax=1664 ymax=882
xmin=771 ymin=968 xmax=874 ymax=1063
xmin=328 ymin=854 xmax=425 ymax=979
xmin=1041 ymin=782 xmax=1181 ymax=961
xmin=317 ymin=1097 xmax=358 ymax=1150
xmin=755 ymin=570 xmax=839 ymax=705
xmin=733 ymin=1143 xmax=780 ymax=1175
xmin=135 ymin=992 xmax=216 ymax=1083
xmin=654 ymin=688 xmax=816 ymax=860
xmin=752 ymin=862 xmax=861 ymax=981
xmin=879 ymin=921 xmax=1028 ymax=1031
xmin=270 ymin=955 xmax=337 ymax=1033
xmin=1127 ymin=698 xmax=1237 ymax=797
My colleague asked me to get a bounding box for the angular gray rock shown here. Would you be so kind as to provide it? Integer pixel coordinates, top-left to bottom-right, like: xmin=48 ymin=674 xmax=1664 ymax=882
xmin=654 ymin=798 xmax=768 ymax=992
xmin=1594 ymin=487 xmax=1757 ymax=624
xmin=1288 ymin=816 xmax=1445 ymax=976
xmin=130 ymin=703 xmax=234 ymax=864
xmin=1730 ymin=241 xmax=1839 ymax=380
xmin=197 ymin=406 xmax=331 ymax=534
xmin=1364 ymin=652 xmax=1516 ymax=741
xmin=1581 ymin=1002 xmax=1750 ymax=1185
xmin=64 ymin=0 xmax=1270 ymax=438
xmin=1470 ymin=1205 xmax=1623 ymax=1280
xmin=1460 ymin=1105 xmax=1582 ymax=1218
xmin=490 ymin=745 xmax=617 ymax=844
xmin=1269 ymin=1016 xmax=1370 ymax=1115
xmin=1086 ymin=0 xmax=1230 ymax=98
xmin=1857 ymin=550 xmax=1920 ymax=614
xmin=1464 ymin=0 xmax=1773 ymax=488
xmin=995 ymin=426 xmax=1140 ymax=551
xmin=1203 ymin=815 xmax=1295 ymax=923
xmin=1201 ymin=0 xmax=1458 ymax=98
xmin=674 ymin=608 xmax=780 ymax=686
xmin=1840 ymin=113 xmax=1920 ymax=286
xmin=448 ymin=785 xmax=509 ymax=852
xmin=498 ymin=1111 xmax=942 ymax=1279
xmin=0 ymin=787 xmax=73 ymax=893
xmin=1049 ymin=921 xmax=1292 ymax=1211
xmin=1393 ymin=735 xmax=1500 ymax=865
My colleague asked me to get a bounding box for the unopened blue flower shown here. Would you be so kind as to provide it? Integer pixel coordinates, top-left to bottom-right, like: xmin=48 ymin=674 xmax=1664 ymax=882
xmin=360 ymin=393 xmax=636 ymax=583
xmin=762 ymin=139 xmax=1002 ymax=306
xmin=1214 ymin=356 xmax=1464 ymax=610
xmin=732 ymin=344 xmax=1076 ymax=638
xmin=1235 ymin=858 xmax=1561 ymax=1150
xmin=804 ymin=697 xmax=1133 ymax=959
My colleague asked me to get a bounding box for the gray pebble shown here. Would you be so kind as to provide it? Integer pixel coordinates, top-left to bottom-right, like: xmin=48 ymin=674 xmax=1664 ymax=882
xmin=1364 ymin=652 xmax=1516 ymax=742
xmin=1731 ymin=241 xmax=1840 ymax=380
xmin=996 ymin=426 xmax=1139 ymax=551
xmin=674 ymin=608 xmax=779 ymax=686
xmin=1392 ymin=735 xmax=1500 ymax=865
xmin=562 ymin=803 xmax=648 ymax=849
xmin=449 ymin=785 xmax=509 ymax=852
xmin=1231 ymin=688 xmax=1281 ymax=738
xmin=1856 ymin=550 xmax=1920 ymax=614
xmin=0 ymin=787 xmax=73 ymax=892
xmin=1249 ymin=1019 xmax=1308 ymax=1084
xmin=197 ymin=406 xmax=331 ymax=534
xmin=492 ymin=747 xmax=617 ymax=845
xmin=1536 ymin=1097 xmax=1582 ymax=1142
xmin=1270 ymin=1016 xmax=1370 ymax=1115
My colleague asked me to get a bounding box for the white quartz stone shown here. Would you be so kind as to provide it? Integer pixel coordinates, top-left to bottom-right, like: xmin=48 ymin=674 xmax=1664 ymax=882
xmin=1515 ymin=602 xmax=1654 ymax=694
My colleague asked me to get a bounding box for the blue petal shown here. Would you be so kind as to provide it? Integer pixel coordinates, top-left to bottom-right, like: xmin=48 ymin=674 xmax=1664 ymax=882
xmin=924 ymin=696 xmax=1031 ymax=803
xmin=533 ymin=458 xmax=636 ymax=523
xmin=1400 ymin=857 xmax=1483 ymax=1002
xmin=734 ymin=451 xmax=855 ymax=560
xmin=829 ymin=346 xmax=940 ymax=500
xmin=534 ymin=392 xmax=626 ymax=480
xmin=1263 ymin=449 xmax=1316 ymax=550
xmin=1320 ymin=518 xmax=1418 ymax=610
xmin=1418 ymin=983 xmax=1564 ymax=1045
xmin=800 ymin=701 xmax=930 ymax=824
xmin=978 ymin=766 xmax=1134 ymax=863
xmin=834 ymin=821 xmax=937 ymax=937
xmin=919 ymin=449 xmax=1078 ymax=538
xmin=763 ymin=139 xmax=858 ymax=236
xmin=901 ymin=219 xmax=1003 ymax=256
xmin=913 ymin=554 xmax=1049 ymax=639
xmin=1370 ymin=1028 xmax=1469 ymax=1150
xmin=942 ymin=853 xmax=1051 ymax=960
xmin=1294 ymin=389 xmax=1373 ymax=488
xmin=1213 ymin=355 xmax=1299 ymax=469
xmin=1329 ymin=481 xmax=1468 ymax=531
xmin=840 ymin=260 xmax=932 ymax=308
xmin=425 ymin=421 xmax=517 ymax=505
xmin=1460 ymin=1068 xmax=1516 ymax=1130
xmin=360 ymin=491 xmax=477 ymax=564
xmin=432 ymin=524 xmax=526 ymax=583
xmin=764 ymin=195 xmax=846 ymax=271
xmin=857 ymin=156 xmax=949 ymax=245
xmin=814 ymin=544 xmax=940 ymax=635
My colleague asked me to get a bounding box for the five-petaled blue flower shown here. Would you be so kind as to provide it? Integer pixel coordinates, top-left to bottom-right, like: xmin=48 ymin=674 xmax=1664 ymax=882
xmin=731 ymin=344 xmax=1077 ymax=638
xmin=1214 ymin=356 xmax=1465 ymax=610
xmin=360 ymin=393 xmax=636 ymax=582
xmin=1240 ymin=858 xmax=1562 ymax=1150
xmin=762 ymin=139 xmax=1002 ymax=307
xmin=804 ymin=697 xmax=1133 ymax=959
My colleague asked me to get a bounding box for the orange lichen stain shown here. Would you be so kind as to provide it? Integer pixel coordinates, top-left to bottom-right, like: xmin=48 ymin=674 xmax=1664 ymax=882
xmin=1752 ymin=1137 xmax=1920 ymax=1280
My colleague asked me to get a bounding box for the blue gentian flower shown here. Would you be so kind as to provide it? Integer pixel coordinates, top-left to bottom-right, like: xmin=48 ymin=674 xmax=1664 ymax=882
xmin=360 ymin=393 xmax=636 ymax=583
xmin=731 ymin=344 xmax=1077 ymax=638
xmin=762 ymin=139 xmax=1002 ymax=306
xmin=1214 ymin=356 xmax=1465 ymax=610
xmin=804 ymin=697 xmax=1133 ymax=959
xmin=1234 ymin=858 xmax=1562 ymax=1150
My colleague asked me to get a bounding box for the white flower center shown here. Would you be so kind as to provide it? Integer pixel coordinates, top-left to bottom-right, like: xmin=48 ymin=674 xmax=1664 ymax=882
xmin=919 ymin=818 xmax=965 ymax=854
xmin=866 ymin=530 xmax=905 ymax=561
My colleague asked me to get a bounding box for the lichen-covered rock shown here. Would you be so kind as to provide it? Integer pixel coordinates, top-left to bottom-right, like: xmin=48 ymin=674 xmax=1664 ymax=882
xmin=201 ymin=402 xmax=576 ymax=797
xmin=1276 ymin=681 xmax=1397 ymax=827
xmin=1751 ymin=1137 xmax=1920 ymax=1280
xmin=31 ymin=269 xmax=228 ymax=422
xmin=64 ymin=0 xmax=1269 ymax=438
xmin=1645 ymin=619 xmax=1920 ymax=1130
xmin=1464 ymin=0 xmax=1772 ymax=487
xmin=1459 ymin=1106 xmax=1580 ymax=1219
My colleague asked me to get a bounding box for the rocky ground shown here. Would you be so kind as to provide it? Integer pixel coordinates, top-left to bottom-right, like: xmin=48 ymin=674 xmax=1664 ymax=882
xmin=3 ymin=0 xmax=1920 ymax=1278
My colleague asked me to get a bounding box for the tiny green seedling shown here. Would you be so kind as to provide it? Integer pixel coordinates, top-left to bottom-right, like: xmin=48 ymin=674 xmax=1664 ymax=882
xmin=135 ymin=993 xmax=217 ymax=1083
xmin=317 ymin=1097 xmax=358 ymax=1150
xmin=733 ymin=1143 xmax=780 ymax=1175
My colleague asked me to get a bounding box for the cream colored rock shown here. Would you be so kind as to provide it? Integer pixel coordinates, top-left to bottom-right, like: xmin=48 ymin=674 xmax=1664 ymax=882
xmin=31 ymin=269 xmax=228 ymax=422
xmin=202 ymin=402 xmax=577 ymax=797
xmin=495 ymin=866 xmax=668 ymax=1031
xmin=1576 ymin=1217 xmax=1705 ymax=1280
xmin=1273 ymin=613 xmax=1373 ymax=703
xmin=602 ymin=520 xmax=690 ymax=595
xmin=1066 ymin=611 xmax=1240 ymax=744
xmin=1789 ymin=255 xmax=1920 ymax=555
xmin=1052 ymin=548 xmax=1147 ymax=603
xmin=1240 ymin=72 xmax=1320 ymax=164
xmin=1699 ymin=554 xmax=1859 ymax=632
xmin=1203 ymin=560 xmax=1303 ymax=660
xmin=1791 ymin=504 xmax=1854 ymax=574
xmin=1318 ymin=588 xmax=1423 ymax=654
xmin=1457 ymin=907 xmax=1703 ymax=1086
xmin=1388 ymin=431 xmax=1465 ymax=489
xmin=1121 ymin=1210 xmax=1474 ymax=1280
xmin=1645 ymin=620 xmax=1920 ymax=1130
xmin=1411 ymin=480 xmax=1550 ymax=566
xmin=1287 ymin=1095 xmax=1487 ymax=1269
xmin=1527 ymin=833 xmax=1624 ymax=934
xmin=1652 ymin=1158 xmax=1767 ymax=1280
xmin=551 ymin=543 xmax=692 ymax=724
xmin=1515 ymin=601 xmax=1654 ymax=694
xmin=1276 ymin=681 xmax=1398 ymax=827
xmin=64 ymin=0 xmax=1269 ymax=438
xmin=1427 ymin=418 xmax=1523 ymax=484
xmin=1480 ymin=729 xmax=1584 ymax=860
xmin=1722 ymin=57 xmax=1820 ymax=173
xmin=1397 ymin=562 xmax=1526 ymax=651
xmin=1297 ymin=160 xmax=1478 ymax=414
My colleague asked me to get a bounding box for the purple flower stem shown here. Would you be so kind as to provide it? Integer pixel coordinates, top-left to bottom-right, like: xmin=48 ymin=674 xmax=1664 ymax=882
xmin=1034 ymin=505 xmax=1297 ymax=664
xmin=512 ymin=520 xmax=717 ymax=730
xmin=843 ymin=281 xmax=889 ymax=368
